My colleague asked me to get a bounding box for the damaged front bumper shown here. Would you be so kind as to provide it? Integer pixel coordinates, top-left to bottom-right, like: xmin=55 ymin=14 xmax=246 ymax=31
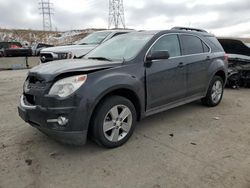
xmin=18 ymin=95 xmax=88 ymax=145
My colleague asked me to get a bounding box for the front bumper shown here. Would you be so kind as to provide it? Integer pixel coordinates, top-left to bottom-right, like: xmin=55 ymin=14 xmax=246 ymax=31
xmin=18 ymin=95 xmax=87 ymax=145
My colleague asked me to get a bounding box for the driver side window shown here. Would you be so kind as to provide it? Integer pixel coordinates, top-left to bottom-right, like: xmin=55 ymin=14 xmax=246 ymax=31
xmin=151 ymin=34 xmax=181 ymax=58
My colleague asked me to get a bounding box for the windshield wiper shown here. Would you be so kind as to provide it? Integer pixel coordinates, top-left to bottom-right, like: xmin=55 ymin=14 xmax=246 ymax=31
xmin=79 ymin=43 xmax=89 ymax=45
xmin=88 ymin=57 xmax=112 ymax=61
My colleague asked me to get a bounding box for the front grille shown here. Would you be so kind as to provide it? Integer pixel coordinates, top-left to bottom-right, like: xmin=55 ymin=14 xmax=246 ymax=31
xmin=40 ymin=53 xmax=53 ymax=63
xmin=27 ymin=76 xmax=46 ymax=90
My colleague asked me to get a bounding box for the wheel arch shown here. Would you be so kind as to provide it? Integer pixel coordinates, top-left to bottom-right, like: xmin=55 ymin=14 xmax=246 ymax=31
xmin=90 ymin=87 xmax=142 ymax=125
xmin=214 ymin=70 xmax=227 ymax=84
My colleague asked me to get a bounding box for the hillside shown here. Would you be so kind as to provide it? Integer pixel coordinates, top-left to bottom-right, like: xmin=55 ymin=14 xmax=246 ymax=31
xmin=0 ymin=28 xmax=104 ymax=46
xmin=1 ymin=28 xmax=249 ymax=47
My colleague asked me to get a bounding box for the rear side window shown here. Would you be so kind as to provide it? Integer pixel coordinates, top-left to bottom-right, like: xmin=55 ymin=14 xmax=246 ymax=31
xmin=202 ymin=43 xmax=210 ymax=52
xmin=206 ymin=36 xmax=224 ymax=52
xmin=181 ymin=35 xmax=204 ymax=55
xmin=151 ymin=34 xmax=181 ymax=57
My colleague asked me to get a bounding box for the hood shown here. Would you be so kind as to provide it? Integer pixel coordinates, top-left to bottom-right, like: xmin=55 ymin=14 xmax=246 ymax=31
xmin=218 ymin=38 xmax=250 ymax=57
xmin=29 ymin=59 xmax=122 ymax=81
xmin=41 ymin=44 xmax=98 ymax=57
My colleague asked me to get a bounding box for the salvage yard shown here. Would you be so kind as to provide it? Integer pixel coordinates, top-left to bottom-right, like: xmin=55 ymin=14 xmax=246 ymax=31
xmin=0 ymin=69 xmax=250 ymax=188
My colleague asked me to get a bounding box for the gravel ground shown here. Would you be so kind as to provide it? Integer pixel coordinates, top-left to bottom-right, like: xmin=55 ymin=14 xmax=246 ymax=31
xmin=0 ymin=69 xmax=250 ymax=188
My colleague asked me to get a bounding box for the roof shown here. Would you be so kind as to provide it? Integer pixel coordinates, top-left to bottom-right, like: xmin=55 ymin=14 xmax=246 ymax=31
xmin=95 ymin=29 xmax=135 ymax=33
xmin=135 ymin=29 xmax=214 ymax=37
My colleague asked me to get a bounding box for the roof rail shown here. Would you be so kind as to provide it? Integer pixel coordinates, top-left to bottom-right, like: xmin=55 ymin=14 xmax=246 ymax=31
xmin=171 ymin=26 xmax=208 ymax=33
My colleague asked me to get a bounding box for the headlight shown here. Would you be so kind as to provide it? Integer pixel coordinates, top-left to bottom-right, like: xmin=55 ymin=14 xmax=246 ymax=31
xmin=49 ymin=75 xmax=87 ymax=98
xmin=56 ymin=52 xmax=73 ymax=59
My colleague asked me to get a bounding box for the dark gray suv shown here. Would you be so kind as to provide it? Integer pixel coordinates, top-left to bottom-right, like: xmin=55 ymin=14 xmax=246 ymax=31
xmin=18 ymin=27 xmax=228 ymax=148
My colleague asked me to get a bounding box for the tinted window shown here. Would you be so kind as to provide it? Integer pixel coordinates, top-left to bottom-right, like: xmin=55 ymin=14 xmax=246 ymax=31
xmin=181 ymin=35 xmax=203 ymax=55
xmin=206 ymin=36 xmax=224 ymax=52
xmin=151 ymin=34 xmax=181 ymax=57
xmin=202 ymin=42 xmax=210 ymax=52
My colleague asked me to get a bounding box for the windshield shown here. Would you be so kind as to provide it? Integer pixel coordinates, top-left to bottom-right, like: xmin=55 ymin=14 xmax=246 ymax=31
xmin=85 ymin=33 xmax=153 ymax=61
xmin=75 ymin=31 xmax=111 ymax=45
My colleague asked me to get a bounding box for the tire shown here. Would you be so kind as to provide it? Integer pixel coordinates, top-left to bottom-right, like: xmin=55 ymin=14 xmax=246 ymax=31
xmin=201 ymin=76 xmax=224 ymax=107
xmin=91 ymin=96 xmax=137 ymax=148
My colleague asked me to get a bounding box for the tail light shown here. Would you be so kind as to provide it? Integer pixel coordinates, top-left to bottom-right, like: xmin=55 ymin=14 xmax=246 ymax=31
xmin=224 ymin=53 xmax=229 ymax=62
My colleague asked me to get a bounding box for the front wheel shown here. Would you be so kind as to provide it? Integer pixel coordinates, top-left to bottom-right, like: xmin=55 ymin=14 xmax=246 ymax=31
xmin=91 ymin=96 xmax=137 ymax=148
xmin=201 ymin=76 xmax=224 ymax=107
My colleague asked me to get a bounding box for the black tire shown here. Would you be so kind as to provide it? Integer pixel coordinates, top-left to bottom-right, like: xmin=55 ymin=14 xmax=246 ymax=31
xmin=201 ymin=76 xmax=224 ymax=107
xmin=91 ymin=95 xmax=137 ymax=148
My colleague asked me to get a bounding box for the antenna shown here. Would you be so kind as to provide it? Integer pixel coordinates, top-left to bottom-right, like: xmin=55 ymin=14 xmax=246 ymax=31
xmin=108 ymin=0 xmax=125 ymax=29
xmin=39 ymin=0 xmax=54 ymax=31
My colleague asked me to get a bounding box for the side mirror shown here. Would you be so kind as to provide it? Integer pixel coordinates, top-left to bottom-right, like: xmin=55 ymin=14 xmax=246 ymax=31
xmin=146 ymin=50 xmax=170 ymax=61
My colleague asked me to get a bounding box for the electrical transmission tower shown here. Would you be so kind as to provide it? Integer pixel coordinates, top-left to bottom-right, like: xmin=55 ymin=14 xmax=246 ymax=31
xmin=39 ymin=0 xmax=54 ymax=31
xmin=108 ymin=0 xmax=125 ymax=29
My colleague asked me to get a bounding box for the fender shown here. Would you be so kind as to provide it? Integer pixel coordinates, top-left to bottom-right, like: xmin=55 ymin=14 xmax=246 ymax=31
xmin=77 ymin=66 xmax=145 ymax=130
xmin=205 ymin=56 xmax=227 ymax=94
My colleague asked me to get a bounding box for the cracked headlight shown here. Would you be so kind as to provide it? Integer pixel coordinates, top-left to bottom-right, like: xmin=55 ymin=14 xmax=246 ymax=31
xmin=49 ymin=75 xmax=87 ymax=98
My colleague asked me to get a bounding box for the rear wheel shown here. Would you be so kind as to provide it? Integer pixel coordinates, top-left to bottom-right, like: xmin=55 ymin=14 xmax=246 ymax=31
xmin=201 ymin=76 xmax=224 ymax=107
xmin=91 ymin=96 xmax=137 ymax=148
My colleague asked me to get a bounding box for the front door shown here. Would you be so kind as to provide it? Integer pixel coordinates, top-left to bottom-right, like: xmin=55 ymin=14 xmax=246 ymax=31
xmin=145 ymin=34 xmax=187 ymax=110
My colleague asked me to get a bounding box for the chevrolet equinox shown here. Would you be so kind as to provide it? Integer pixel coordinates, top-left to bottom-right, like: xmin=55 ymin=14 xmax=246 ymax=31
xmin=18 ymin=27 xmax=228 ymax=148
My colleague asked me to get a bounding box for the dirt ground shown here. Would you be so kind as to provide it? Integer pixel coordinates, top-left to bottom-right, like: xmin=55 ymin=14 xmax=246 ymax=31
xmin=0 ymin=69 xmax=250 ymax=188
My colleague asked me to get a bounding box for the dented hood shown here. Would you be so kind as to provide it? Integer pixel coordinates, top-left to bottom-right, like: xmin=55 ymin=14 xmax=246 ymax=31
xmin=29 ymin=59 xmax=122 ymax=81
xmin=218 ymin=38 xmax=250 ymax=57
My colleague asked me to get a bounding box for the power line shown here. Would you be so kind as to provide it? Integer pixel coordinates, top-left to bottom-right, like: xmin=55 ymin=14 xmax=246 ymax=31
xmin=39 ymin=0 xmax=54 ymax=31
xmin=108 ymin=0 xmax=125 ymax=29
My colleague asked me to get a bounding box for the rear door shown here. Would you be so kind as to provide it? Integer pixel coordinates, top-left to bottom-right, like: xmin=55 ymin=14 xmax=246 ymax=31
xmin=179 ymin=34 xmax=211 ymax=97
xmin=145 ymin=34 xmax=187 ymax=110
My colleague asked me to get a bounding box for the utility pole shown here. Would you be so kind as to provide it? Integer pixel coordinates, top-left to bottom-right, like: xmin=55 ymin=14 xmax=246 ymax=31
xmin=108 ymin=0 xmax=125 ymax=29
xmin=39 ymin=0 xmax=54 ymax=31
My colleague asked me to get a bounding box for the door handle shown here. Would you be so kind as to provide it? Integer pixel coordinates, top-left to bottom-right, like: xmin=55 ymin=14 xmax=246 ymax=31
xmin=178 ymin=62 xmax=184 ymax=68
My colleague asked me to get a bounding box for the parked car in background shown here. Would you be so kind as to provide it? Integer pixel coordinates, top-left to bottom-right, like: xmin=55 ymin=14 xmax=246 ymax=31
xmin=218 ymin=38 xmax=250 ymax=88
xmin=0 ymin=41 xmax=22 ymax=49
xmin=18 ymin=27 xmax=227 ymax=148
xmin=4 ymin=48 xmax=32 ymax=57
xmin=32 ymin=43 xmax=54 ymax=56
xmin=0 ymin=42 xmax=22 ymax=57
xmin=0 ymin=41 xmax=32 ymax=57
xmin=0 ymin=48 xmax=4 ymax=57
xmin=39 ymin=30 xmax=133 ymax=63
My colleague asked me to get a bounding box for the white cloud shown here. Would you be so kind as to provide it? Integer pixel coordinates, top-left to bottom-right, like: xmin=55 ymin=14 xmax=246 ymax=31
xmin=0 ymin=0 xmax=249 ymax=37
xmin=211 ymin=21 xmax=250 ymax=37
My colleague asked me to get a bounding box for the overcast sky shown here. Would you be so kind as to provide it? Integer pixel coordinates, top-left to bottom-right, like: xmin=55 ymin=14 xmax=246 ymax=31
xmin=0 ymin=0 xmax=249 ymax=37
